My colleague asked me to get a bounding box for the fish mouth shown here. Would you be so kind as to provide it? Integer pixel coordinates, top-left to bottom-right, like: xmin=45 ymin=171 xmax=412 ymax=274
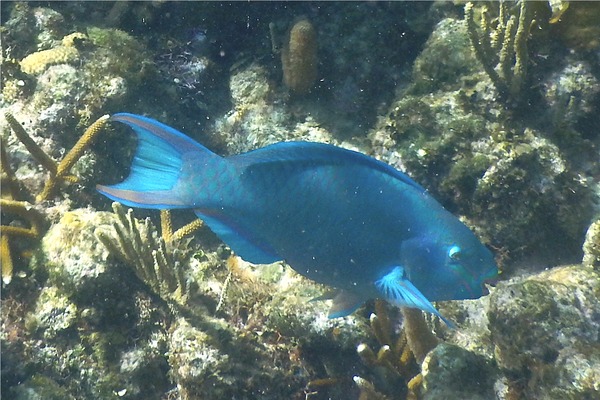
xmin=483 ymin=276 xmax=499 ymax=287
xmin=480 ymin=284 xmax=489 ymax=296
xmin=480 ymin=276 xmax=499 ymax=295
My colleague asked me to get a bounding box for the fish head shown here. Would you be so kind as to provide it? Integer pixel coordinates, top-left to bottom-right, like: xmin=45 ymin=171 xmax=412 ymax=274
xmin=400 ymin=230 xmax=498 ymax=301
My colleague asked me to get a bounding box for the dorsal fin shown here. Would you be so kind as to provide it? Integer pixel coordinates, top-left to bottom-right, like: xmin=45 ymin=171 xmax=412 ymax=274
xmin=230 ymin=141 xmax=428 ymax=193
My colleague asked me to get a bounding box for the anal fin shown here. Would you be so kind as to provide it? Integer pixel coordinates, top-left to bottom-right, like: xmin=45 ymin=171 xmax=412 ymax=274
xmin=193 ymin=209 xmax=280 ymax=265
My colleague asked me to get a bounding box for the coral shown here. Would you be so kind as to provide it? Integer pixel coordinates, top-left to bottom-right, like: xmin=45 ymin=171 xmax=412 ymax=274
xmin=5 ymin=111 xmax=58 ymax=176
xmin=548 ymin=0 xmax=570 ymax=24
xmin=39 ymin=208 xmax=117 ymax=293
xmin=37 ymin=114 xmax=108 ymax=202
xmin=281 ymin=18 xmax=318 ymax=94
xmin=0 ymin=235 xmax=13 ymax=285
xmin=411 ymin=18 xmax=480 ymax=94
xmin=96 ymin=202 xmax=193 ymax=308
xmin=464 ymin=1 xmax=532 ymax=99
xmin=167 ymin=317 xmax=230 ymax=399
xmin=352 ymin=376 xmax=388 ymax=400
xmin=472 ymin=128 xmax=593 ymax=261
xmin=1 ymin=79 xmax=28 ymax=105
xmin=542 ymin=61 xmax=600 ymax=128
xmin=4 ymin=111 xmax=108 ymax=202
xmin=1 ymin=113 xmax=108 ymax=284
xmin=85 ymin=27 xmax=149 ymax=82
xmin=0 ymin=199 xmax=46 ymax=284
xmin=355 ymin=302 xmax=439 ymax=399
xmin=19 ymin=32 xmax=86 ymax=75
xmin=213 ymin=62 xmax=339 ymax=154
xmin=160 ymin=209 xmax=204 ymax=243
xmin=14 ymin=205 xmax=172 ymax=399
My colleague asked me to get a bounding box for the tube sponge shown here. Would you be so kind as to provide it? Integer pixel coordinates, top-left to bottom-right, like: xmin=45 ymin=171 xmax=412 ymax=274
xmin=281 ymin=19 xmax=317 ymax=94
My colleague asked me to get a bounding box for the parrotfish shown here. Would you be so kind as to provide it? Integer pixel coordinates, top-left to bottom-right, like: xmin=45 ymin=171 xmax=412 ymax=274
xmin=97 ymin=113 xmax=498 ymax=325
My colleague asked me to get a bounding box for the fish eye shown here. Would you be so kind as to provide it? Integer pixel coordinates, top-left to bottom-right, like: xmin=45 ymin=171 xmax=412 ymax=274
xmin=448 ymin=245 xmax=461 ymax=261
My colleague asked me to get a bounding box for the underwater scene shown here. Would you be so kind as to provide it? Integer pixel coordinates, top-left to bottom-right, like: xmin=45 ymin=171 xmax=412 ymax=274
xmin=1 ymin=1 xmax=599 ymax=399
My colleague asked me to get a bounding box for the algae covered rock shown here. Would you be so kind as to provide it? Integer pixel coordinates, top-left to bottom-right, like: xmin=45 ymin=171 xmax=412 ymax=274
xmin=26 ymin=286 xmax=78 ymax=340
xmin=412 ymin=18 xmax=480 ymax=94
xmin=489 ymin=265 xmax=600 ymax=399
xmin=583 ymin=219 xmax=600 ymax=270
xmin=37 ymin=208 xmax=118 ymax=294
xmin=420 ymin=343 xmax=498 ymax=400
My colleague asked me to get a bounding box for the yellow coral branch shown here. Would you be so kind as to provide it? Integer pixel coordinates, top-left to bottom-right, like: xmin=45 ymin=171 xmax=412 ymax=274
xmin=5 ymin=112 xmax=58 ymax=175
xmin=19 ymin=32 xmax=86 ymax=75
xmin=160 ymin=209 xmax=173 ymax=242
xmin=160 ymin=209 xmax=204 ymax=242
xmin=171 ymin=219 xmax=203 ymax=242
xmin=1 ymin=138 xmax=22 ymax=200
xmin=56 ymin=115 xmax=109 ymax=177
xmin=0 ymin=199 xmax=45 ymax=238
xmin=1 ymin=234 xmax=14 ymax=285
xmin=37 ymin=114 xmax=109 ymax=202
xmin=401 ymin=307 xmax=438 ymax=365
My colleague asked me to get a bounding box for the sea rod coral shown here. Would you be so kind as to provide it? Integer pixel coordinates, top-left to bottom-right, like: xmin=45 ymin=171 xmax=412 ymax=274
xmin=464 ymin=1 xmax=532 ymax=99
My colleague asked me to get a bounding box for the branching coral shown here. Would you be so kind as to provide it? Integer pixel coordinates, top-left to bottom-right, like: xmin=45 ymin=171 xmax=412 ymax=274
xmin=37 ymin=114 xmax=109 ymax=202
xmin=19 ymin=32 xmax=87 ymax=75
xmin=4 ymin=112 xmax=108 ymax=202
xmin=1 ymin=113 xmax=108 ymax=284
xmin=96 ymin=202 xmax=196 ymax=309
xmin=355 ymin=301 xmax=439 ymax=400
xmin=465 ymin=1 xmax=533 ymax=99
xmin=160 ymin=209 xmax=204 ymax=243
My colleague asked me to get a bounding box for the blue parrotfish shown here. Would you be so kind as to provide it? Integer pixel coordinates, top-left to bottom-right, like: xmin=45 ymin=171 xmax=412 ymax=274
xmin=97 ymin=113 xmax=498 ymax=325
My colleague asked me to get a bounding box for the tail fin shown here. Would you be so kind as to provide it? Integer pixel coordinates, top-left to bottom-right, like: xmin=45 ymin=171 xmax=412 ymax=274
xmin=97 ymin=113 xmax=211 ymax=209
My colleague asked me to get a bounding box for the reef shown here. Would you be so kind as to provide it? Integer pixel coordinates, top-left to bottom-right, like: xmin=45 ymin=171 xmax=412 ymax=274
xmin=2 ymin=2 xmax=600 ymax=400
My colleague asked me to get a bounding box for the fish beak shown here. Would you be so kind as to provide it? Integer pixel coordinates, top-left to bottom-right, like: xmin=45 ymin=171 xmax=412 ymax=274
xmin=483 ymin=276 xmax=499 ymax=287
xmin=480 ymin=276 xmax=499 ymax=295
xmin=480 ymin=284 xmax=489 ymax=296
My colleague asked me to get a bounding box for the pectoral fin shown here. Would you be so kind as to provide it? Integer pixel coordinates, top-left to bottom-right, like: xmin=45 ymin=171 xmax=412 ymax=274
xmin=375 ymin=266 xmax=454 ymax=327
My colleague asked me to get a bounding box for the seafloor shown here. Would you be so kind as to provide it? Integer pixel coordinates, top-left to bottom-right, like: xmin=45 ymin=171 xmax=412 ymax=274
xmin=1 ymin=2 xmax=599 ymax=400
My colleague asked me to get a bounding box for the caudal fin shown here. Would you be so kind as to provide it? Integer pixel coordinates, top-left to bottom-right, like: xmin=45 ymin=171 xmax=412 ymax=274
xmin=97 ymin=113 xmax=211 ymax=209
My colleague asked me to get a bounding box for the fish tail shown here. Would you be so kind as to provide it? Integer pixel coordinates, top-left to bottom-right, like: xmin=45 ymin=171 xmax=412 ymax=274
xmin=97 ymin=113 xmax=213 ymax=209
